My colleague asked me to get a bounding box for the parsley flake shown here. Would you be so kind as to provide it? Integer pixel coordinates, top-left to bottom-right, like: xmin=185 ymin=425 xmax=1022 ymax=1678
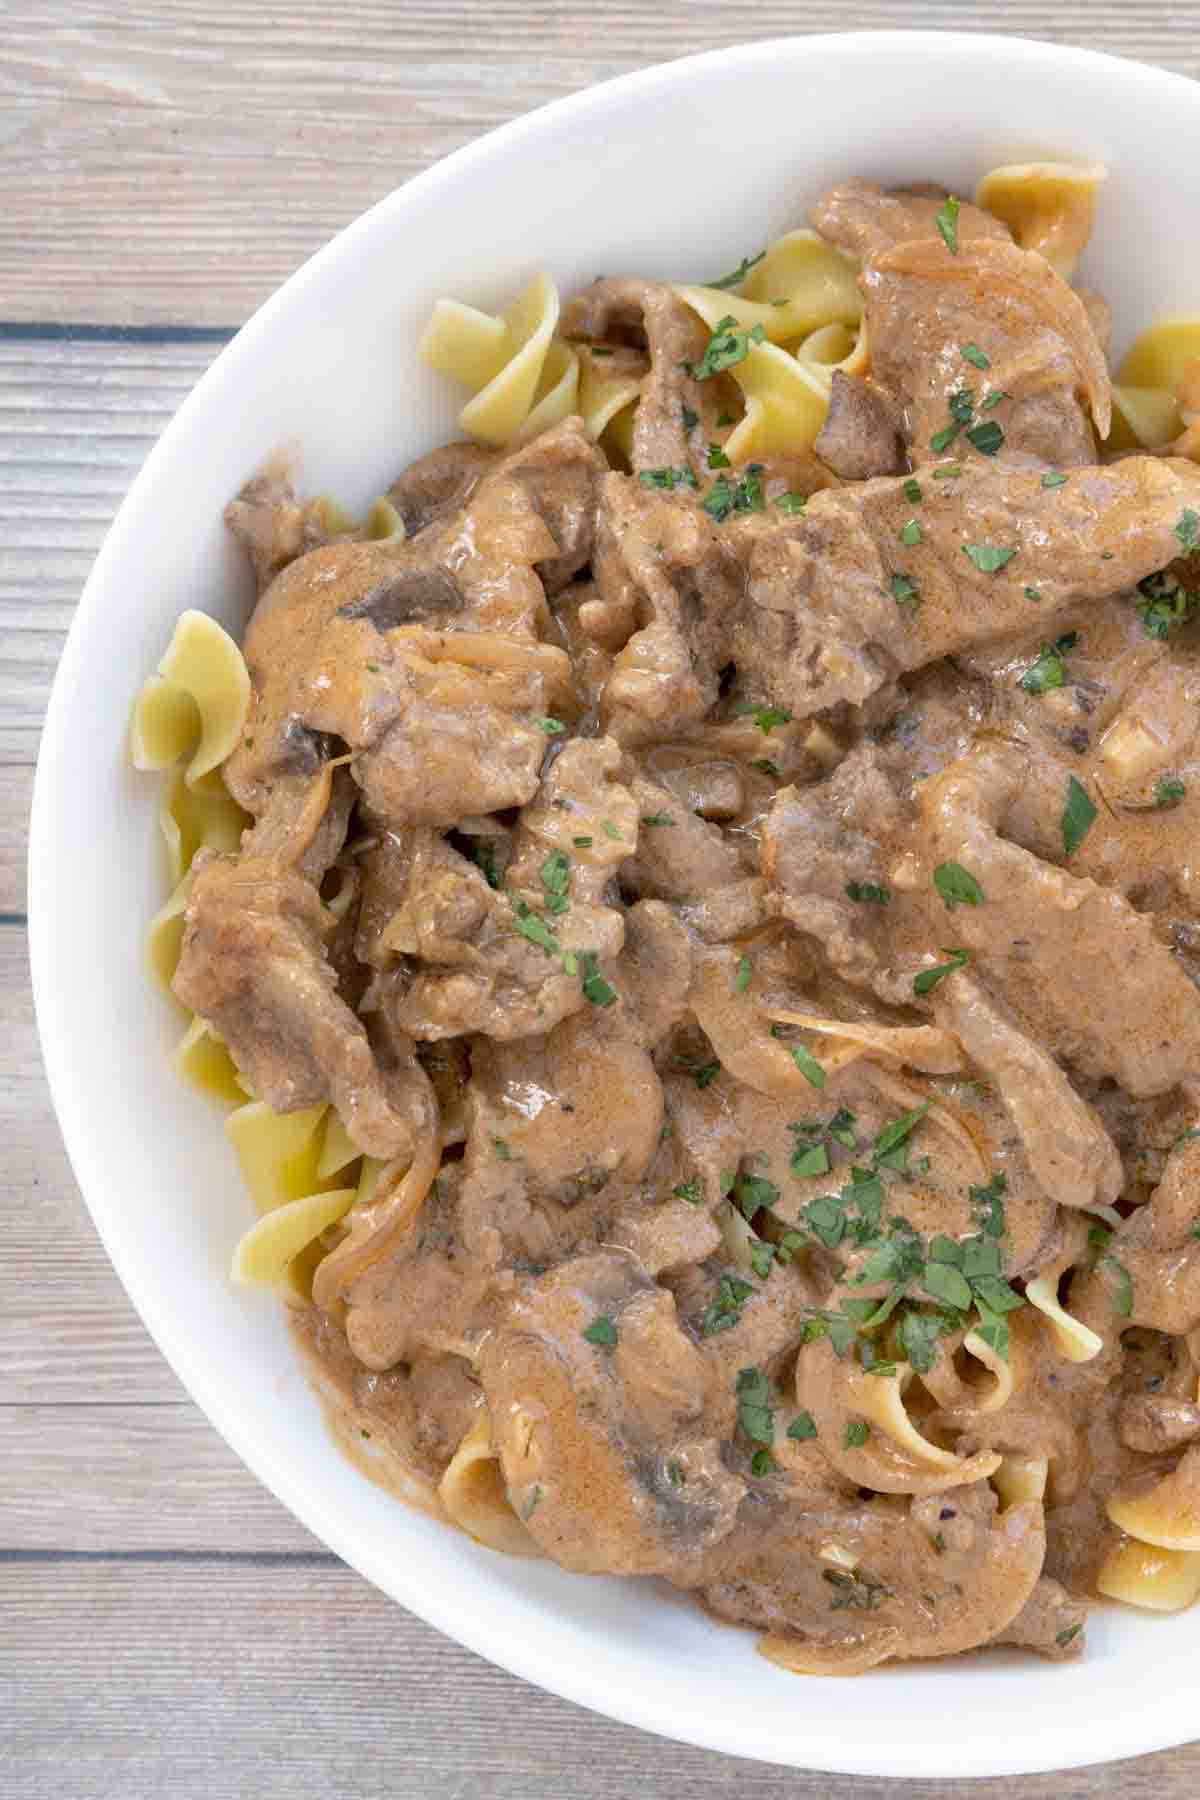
xmin=709 ymin=250 xmax=766 ymax=291
xmin=640 ymin=811 xmax=673 ymax=827
xmin=933 ymin=860 xmax=984 ymax=909
xmin=791 ymin=1044 xmax=827 ymax=1089
xmin=902 ymin=477 xmax=923 ymax=504
xmin=1056 ymin=1624 xmax=1082 ymax=1649
xmin=844 ymin=1419 xmax=870 ymax=1449
xmin=583 ymin=1315 xmax=618 ymax=1347
xmin=638 ymin=466 xmax=698 ymax=492
xmin=932 ymin=461 xmax=962 ymax=479
xmin=935 ymin=194 xmax=961 ymax=254
xmin=734 ymin=954 xmax=753 ymax=993
xmin=963 ymin=542 xmax=1017 ymax=574
xmin=707 ymin=442 xmax=732 ymax=470
xmin=536 ymin=716 xmax=566 ymax=735
xmin=736 ymin=702 xmax=792 ymax=734
xmin=690 ymin=315 xmax=766 ymax=381
xmin=735 ymin=1365 xmax=775 ymax=1446
xmin=694 ymin=1060 xmax=721 ymax=1089
xmin=845 ymin=880 xmax=889 ymax=905
xmin=962 ymin=343 xmax=990 ymax=369
xmin=913 ymin=948 xmax=971 ymax=995
xmin=1062 ymin=775 xmax=1097 ymax=857
xmin=701 ymin=1274 xmax=754 ymax=1336
xmin=787 ymin=1411 xmax=818 ymax=1441
xmin=673 ymin=1178 xmax=702 ymax=1205
xmin=1042 ymin=470 xmax=1068 ymax=489
xmin=579 ymin=951 xmax=617 ymax=1007
xmin=1019 ymin=631 xmax=1077 ymax=694
xmin=1176 ymin=508 xmax=1200 ymax=552
xmin=776 ymin=491 xmax=807 ymax=514
xmin=966 ymin=420 xmax=1003 ymax=456
xmin=901 ymin=519 xmax=923 ymax=546
xmin=1155 ymin=777 xmax=1187 ymax=809
xmin=892 ymin=572 xmax=920 ymax=607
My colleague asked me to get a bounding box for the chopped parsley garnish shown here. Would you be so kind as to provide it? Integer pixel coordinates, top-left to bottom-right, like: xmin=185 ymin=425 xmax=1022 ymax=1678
xmin=873 ymin=1104 xmax=928 ymax=1164
xmin=707 ymin=442 xmax=732 ymax=470
xmin=897 ymin=1308 xmax=954 ymax=1374
xmin=962 ymin=542 xmax=1017 ymax=574
xmin=966 ymin=420 xmax=1003 ymax=456
xmin=1024 ymin=585 xmax=1042 ymax=602
xmin=493 ymin=1137 xmax=514 ymax=1160
xmin=931 ymin=422 xmax=961 ymax=454
xmin=787 ymin=1411 xmax=818 ymax=1441
xmin=681 ymin=405 xmax=698 ymax=430
xmin=1019 ymin=631 xmax=1077 ymax=693
xmin=981 ymin=390 xmax=1010 ymax=411
xmin=736 ymin=702 xmax=793 ymax=734
xmin=900 ymin=519 xmax=922 ymax=546
xmin=666 ymin=1460 xmax=684 ymax=1486
xmin=1062 ymin=775 xmax=1098 ymax=856
xmin=640 ymin=811 xmax=673 ymax=826
xmin=535 ymin=716 xmax=566 ymax=734
xmin=579 ymin=951 xmax=617 ymax=1007
xmin=776 ymin=492 xmax=807 ymax=514
xmin=1056 ymin=1625 xmax=1082 ymax=1649
xmin=540 ymin=850 xmax=571 ymax=916
xmin=913 ymin=947 xmax=971 ymax=995
xmin=673 ymin=1178 xmax=702 ymax=1205
xmin=791 ymin=1139 xmax=831 ymax=1179
xmin=1106 ymin=1255 xmax=1134 ymax=1317
xmin=1041 ymin=470 xmax=1068 ymax=489
xmin=716 ymin=411 xmax=735 ymax=428
xmin=932 ymin=461 xmax=962 ymax=479
xmin=694 ymin=1060 xmax=721 ymax=1089
xmin=970 ymin=1172 xmax=1007 ymax=1238
xmin=583 ymin=1315 xmax=618 ymax=1347
xmin=891 ymin=572 xmax=920 ymax=607
xmin=1136 ymin=570 xmax=1199 ymax=638
xmin=843 ymin=1420 xmax=870 ymax=1450
xmin=709 ymin=249 xmax=766 ymax=291
xmin=790 ymin=1043 xmax=826 ymax=1089
xmin=1154 ymin=777 xmax=1187 ymax=809
xmin=703 ymin=466 xmax=766 ymax=521
xmin=572 ymin=834 xmax=593 ymax=848
xmin=962 ymin=343 xmax=990 ymax=369
xmin=734 ymin=954 xmax=753 ymax=993
xmin=933 ymin=860 xmax=984 ymax=910
xmin=734 ymin=1170 xmax=781 ymax=1220
xmin=845 ymin=880 xmax=890 ymax=904
xmin=600 ymin=818 xmax=622 ymax=840
xmin=689 ymin=315 xmax=766 ymax=381
xmin=701 ymin=1274 xmax=755 ymax=1336
xmin=1176 ymin=507 xmax=1199 ymax=552
xmin=753 ymin=758 xmax=781 ymax=777
xmin=638 ymin=466 xmax=698 ymax=492
xmin=511 ymin=897 xmax=561 ymax=955
xmin=749 ymin=1448 xmax=776 ymax=1476
xmin=735 ymin=1365 xmax=775 ymax=1445
xmin=935 ymin=194 xmax=961 ymax=254
xmin=902 ymin=477 xmax=923 ymax=504
xmin=749 ymin=1240 xmax=776 ymax=1280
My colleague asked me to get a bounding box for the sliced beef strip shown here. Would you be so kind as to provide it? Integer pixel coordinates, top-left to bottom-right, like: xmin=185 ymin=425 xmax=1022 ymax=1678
xmin=814 ymin=370 xmax=906 ymax=480
xmin=384 ymin=440 xmax=497 ymax=537
xmin=222 ymin=419 xmax=604 ymax=817
xmin=479 ymin=1249 xmax=744 ymax=1578
xmin=917 ymin=742 xmax=1200 ymax=1095
xmin=175 ymin=852 xmax=423 ymax=1159
xmin=593 ymin=473 xmax=743 ymax=746
xmin=810 ymin=179 xmax=1011 ymax=260
xmin=561 ymin=278 xmax=719 ymax=480
xmin=862 ymin=235 xmax=1110 ymax=468
xmin=729 ymin=456 xmax=1200 ymax=720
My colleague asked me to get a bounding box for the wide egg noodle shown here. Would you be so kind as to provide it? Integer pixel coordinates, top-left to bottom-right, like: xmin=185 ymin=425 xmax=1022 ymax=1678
xmin=438 ymin=1408 xmax=542 ymax=1557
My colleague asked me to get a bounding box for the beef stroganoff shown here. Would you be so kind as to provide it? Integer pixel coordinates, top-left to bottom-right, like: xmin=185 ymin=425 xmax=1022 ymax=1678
xmin=132 ymin=161 xmax=1200 ymax=1671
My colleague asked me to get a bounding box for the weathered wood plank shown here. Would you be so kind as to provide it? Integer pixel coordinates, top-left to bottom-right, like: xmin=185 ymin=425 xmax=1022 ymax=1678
xmin=2 ymin=1 xmax=1199 ymax=326
xmin=5 ymin=1560 xmax=1198 ymax=1800
xmin=0 ymin=336 xmax=220 ymax=765
xmin=0 ymin=1405 xmax=319 ymax=1551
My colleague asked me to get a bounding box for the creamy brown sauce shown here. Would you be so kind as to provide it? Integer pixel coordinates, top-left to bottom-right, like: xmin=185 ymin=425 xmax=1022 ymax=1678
xmin=174 ymin=177 xmax=1200 ymax=1671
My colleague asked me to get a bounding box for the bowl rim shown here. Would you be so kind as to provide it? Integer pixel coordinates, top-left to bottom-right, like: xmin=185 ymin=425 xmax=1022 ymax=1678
xmin=28 ymin=28 xmax=1200 ymax=1777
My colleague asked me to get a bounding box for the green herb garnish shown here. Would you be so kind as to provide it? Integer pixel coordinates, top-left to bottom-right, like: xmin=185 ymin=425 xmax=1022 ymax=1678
xmin=962 ymin=542 xmax=1017 ymax=574
xmin=787 ymin=1411 xmax=818 ymax=1442
xmin=1062 ymin=775 xmax=1097 ymax=856
xmin=845 ymin=880 xmax=889 ymax=904
xmin=689 ymin=315 xmax=766 ymax=381
xmin=709 ymin=250 xmax=766 ymax=291
xmin=913 ymin=948 xmax=971 ymax=994
xmin=900 ymin=519 xmax=922 ymax=546
xmin=962 ymin=343 xmax=990 ymax=369
xmin=583 ymin=1315 xmax=618 ymax=1346
xmin=933 ymin=860 xmax=984 ymax=909
xmin=892 ymin=573 xmax=920 ymax=607
xmin=735 ymin=1365 xmax=775 ymax=1445
xmin=844 ymin=1419 xmax=870 ymax=1449
xmin=936 ymin=194 xmax=961 ymax=254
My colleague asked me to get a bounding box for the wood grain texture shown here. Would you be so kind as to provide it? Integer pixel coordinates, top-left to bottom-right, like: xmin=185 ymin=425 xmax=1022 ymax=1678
xmin=5 ymin=1560 xmax=1199 ymax=1800
xmin=1 ymin=1 xmax=1198 ymax=325
xmin=6 ymin=3 xmax=1200 ymax=1793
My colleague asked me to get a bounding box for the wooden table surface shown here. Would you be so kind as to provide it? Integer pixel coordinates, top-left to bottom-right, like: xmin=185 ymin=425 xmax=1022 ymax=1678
xmin=5 ymin=4 xmax=1200 ymax=1794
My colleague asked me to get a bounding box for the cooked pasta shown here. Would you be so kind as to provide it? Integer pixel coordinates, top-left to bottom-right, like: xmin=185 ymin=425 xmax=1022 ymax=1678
xmin=131 ymin=158 xmax=1200 ymax=1675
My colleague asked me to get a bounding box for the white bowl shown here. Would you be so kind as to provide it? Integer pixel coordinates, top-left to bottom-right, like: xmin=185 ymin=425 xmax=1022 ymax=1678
xmin=30 ymin=30 xmax=1200 ymax=1777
